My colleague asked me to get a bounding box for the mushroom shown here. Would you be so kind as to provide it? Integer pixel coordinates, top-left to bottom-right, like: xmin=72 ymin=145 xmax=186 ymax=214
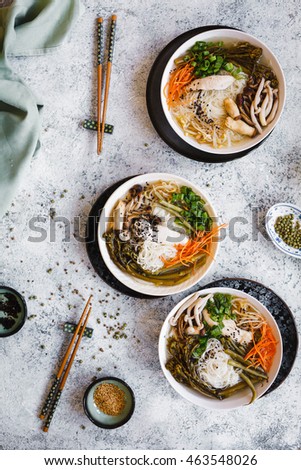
xmin=118 ymin=230 xmax=130 ymax=241
xmin=169 ymin=292 xmax=201 ymax=326
xmin=170 ymin=293 xmax=213 ymax=331
xmin=253 ymin=77 xmax=265 ymax=111
xmin=243 ymin=101 xmax=251 ymax=115
xmin=224 ymin=98 xmax=241 ymax=120
xmin=113 ymin=200 xmax=126 ymax=231
xmin=125 ymin=198 xmax=135 ymax=213
xmin=259 ymin=92 xmax=269 ymax=126
xmin=266 ymin=98 xmax=278 ymax=124
xmin=194 ymin=295 xmax=212 ymax=323
xmin=184 ymin=294 xmax=213 ymax=335
xmin=264 ymin=82 xmax=274 ymax=117
xmin=185 ymin=306 xmax=203 ymax=335
xmin=185 ymin=325 xmax=203 ymax=335
xmin=250 ymin=103 xmax=262 ymax=134
xmin=129 ymin=184 xmax=143 ymax=198
xmin=239 ymin=109 xmax=254 ymax=127
xmin=225 ymin=117 xmax=256 ymax=137
xmin=236 ymin=93 xmax=244 ymax=108
xmin=202 ymin=308 xmax=218 ymax=327
xmin=188 ymin=74 xmax=235 ymax=91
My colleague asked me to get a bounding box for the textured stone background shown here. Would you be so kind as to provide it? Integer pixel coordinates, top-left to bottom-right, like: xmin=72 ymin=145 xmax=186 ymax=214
xmin=0 ymin=0 xmax=300 ymax=450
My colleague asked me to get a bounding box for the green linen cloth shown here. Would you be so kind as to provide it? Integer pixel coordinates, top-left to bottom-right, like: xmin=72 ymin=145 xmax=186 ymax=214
xmin=0 ymin=0 xmax=83 ymax=217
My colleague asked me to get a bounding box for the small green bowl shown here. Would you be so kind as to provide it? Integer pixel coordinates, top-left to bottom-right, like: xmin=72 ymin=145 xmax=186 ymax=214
xmin=0 ymin=285 xmax=27 ymax=338
xmin=83 ymin=377 xmax=135 ymax=429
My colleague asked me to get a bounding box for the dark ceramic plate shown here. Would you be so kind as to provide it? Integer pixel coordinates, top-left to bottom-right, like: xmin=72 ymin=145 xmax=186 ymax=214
xmin=201 ymin=278 xmax=298 ymax=395
xmin=146 ymin=25 xmax=271 ymax=163
xmin=86 ymin=177 xmax=157 ymax=299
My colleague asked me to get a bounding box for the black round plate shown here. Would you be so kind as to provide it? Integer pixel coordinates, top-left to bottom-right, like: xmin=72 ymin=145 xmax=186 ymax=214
xmin=146 ymin=25 xmax=270 ymax=163
xmin=201 ymin=278 xmax=298 ymax=395
xmin=85 ymin=177 xmax=158 ymax=299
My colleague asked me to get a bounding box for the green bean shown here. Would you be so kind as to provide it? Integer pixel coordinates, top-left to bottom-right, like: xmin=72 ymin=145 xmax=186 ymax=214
xmin=158 ymin=254 xmax=206 ymax=276
xmin=239 ymin=372 xmax=257 ymax=404
xmin=228 ymin=360 xmax=267 ymax=380
xmin=220 ymin=337 xmax=246 ymax=356
xmin=189 ymin=378 xmax=221 ymax=399
xmin=224 ymin=349 xmax=253 ymax=367
xmin=156 ymin=202 xmax=196 ymax=233
xmin=217 ymin=381 xmax=249 ymax=398
xmin=218 ymin=378 xmax=261 ymax=398
xmin=126 ymin=265 xmax=191 ymax=286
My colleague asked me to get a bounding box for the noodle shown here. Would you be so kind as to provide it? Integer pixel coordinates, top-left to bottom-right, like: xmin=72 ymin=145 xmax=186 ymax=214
xmin=197 ymin=338 xmax=241 ymax=390
xmin=144 ymin=180 xmax=180 ymax=201
xmin=171 ymin=77 xmax=247 ymax=148
xmin=137 ymin=240 xmax=177 ymax=273
xmin=231 ymin=297 xmax=265 ymax=330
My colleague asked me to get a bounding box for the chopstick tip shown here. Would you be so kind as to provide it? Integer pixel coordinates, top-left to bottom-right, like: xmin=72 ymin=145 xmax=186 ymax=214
xmin=39 ymin=414 xmax=45 ymax=420
xmin=112 ymin=14 xmax=117 ymax=21
xmin=97 ymin=17 xmax=103 ymax=23
xmin=42 ymin=427 xmax=49 ymax=433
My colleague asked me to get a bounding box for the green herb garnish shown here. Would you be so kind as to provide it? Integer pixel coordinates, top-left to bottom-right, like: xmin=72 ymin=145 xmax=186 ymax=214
xmin=171 ymin=186 xmax=212 ymax=233
xmin=192 ymin=336 xmax=209 ymax=358
xmin=176 ymin=40 xmax=262 ymax=79
xmin=206 ymin=293 xmax=235 ymax=322
xmin=192 ymin=324 xmax=223 ymax=359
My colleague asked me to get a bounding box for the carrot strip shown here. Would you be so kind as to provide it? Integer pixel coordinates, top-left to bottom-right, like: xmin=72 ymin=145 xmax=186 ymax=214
xmin=244 ymin=323 xmax=277 ymax=372
xmin=161 ymin=224 xmax=225 ymax=267
xmin=165 ymin=63 xmax=194 ymax=108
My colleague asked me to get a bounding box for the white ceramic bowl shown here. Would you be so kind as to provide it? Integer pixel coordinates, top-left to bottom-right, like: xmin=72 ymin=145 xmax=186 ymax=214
xmin=266 ymin=203 xmax=301 ymax=259
xmin=98 ymin=173 xmax=219 ymax=296
xmin=159 ymin=287 xmax=283 ymax=409
xmin=161 ymin=29 xmax=286 ymax=156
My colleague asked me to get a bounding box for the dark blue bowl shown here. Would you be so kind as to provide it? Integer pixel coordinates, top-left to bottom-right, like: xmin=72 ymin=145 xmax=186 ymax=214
xmin=0 ymin=285 xmax=27 ymax=337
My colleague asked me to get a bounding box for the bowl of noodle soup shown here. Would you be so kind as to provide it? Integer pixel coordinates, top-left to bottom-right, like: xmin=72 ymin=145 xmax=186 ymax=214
xmin=161 ymin=29 xmax=285 ymax=156
xmin=98 ymin=173 xmax=220 ymax=296
xmin=159 ymin=287 xmax=282 ymax=409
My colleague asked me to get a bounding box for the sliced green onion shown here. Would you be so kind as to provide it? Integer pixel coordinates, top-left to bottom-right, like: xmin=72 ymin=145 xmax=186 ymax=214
xmin=224 ymin=62 xmax=234 ymax=72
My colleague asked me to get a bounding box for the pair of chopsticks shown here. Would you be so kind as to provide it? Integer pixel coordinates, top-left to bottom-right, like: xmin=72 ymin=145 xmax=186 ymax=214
xmin=97 ymin=14 xmax=117 ymax=154
xmin=39 ymin=296 xmax=93 ymax=432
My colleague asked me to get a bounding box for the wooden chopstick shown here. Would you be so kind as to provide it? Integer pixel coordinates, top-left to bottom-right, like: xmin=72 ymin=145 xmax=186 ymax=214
xmin=39 ymin=295 xmax=93 ymax=420
xmin=97 ymin=17 xmax=104 ymax=155
xmin=42 ymin=305 xmax=93 ymax=432
xmin=98 ymin=14 xmax=117 ymax=154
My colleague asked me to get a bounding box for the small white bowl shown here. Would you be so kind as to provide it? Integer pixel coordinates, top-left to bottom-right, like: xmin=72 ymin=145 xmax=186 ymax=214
xmin=161 ymin=29 xmax=286 ymax=156
xmin=266 ymin=203 xmax=301 ymax=259
xmin=158 ymin=287 xmax=283 ymax=410
xmin=98 ymin=173 xmax=219 ymax=297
